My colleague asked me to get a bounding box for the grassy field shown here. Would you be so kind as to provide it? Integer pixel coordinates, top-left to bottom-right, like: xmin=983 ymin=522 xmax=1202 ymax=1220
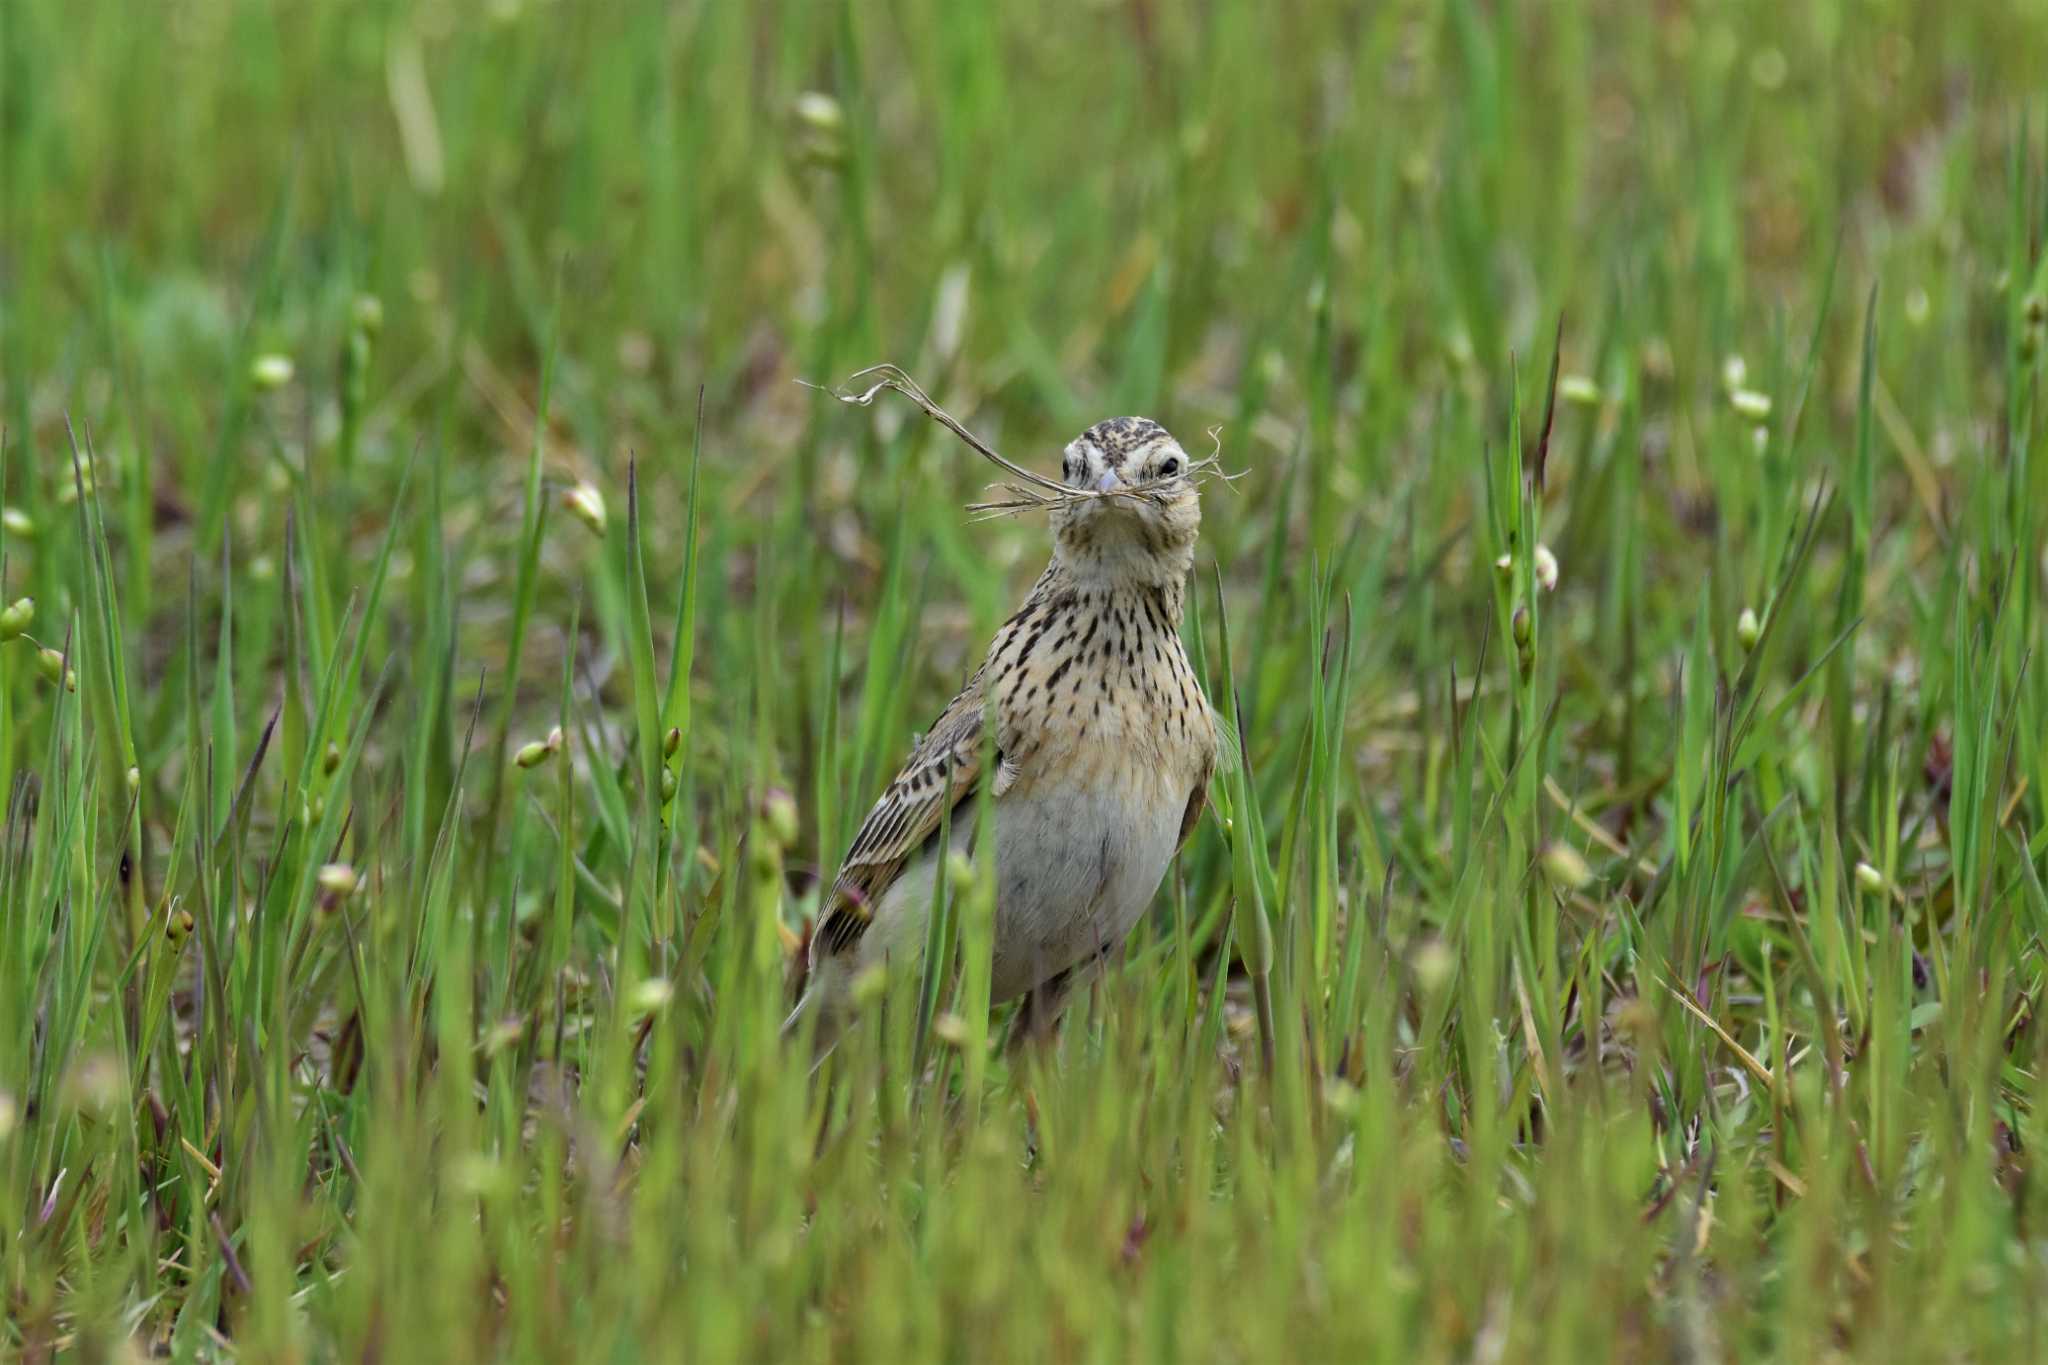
xmin=5 ymin=0 xmax=2048 ymax=1358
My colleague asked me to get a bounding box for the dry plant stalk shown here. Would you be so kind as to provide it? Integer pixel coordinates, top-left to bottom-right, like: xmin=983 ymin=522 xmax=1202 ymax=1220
xmin=802 ymin=364 xmax=1236 ymax=521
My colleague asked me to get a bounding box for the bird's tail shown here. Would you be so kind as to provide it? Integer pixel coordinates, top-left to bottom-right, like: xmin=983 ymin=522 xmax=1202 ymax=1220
xmin=779 ymin=989 xmax=814 ymax=1043
xmin=781 ymin=959 xmax=851 ymax=1071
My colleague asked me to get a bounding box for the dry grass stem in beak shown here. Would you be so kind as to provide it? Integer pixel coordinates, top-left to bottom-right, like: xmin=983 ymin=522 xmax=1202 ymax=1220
xmin=801 ymin=364 xmax=1245 ymax=521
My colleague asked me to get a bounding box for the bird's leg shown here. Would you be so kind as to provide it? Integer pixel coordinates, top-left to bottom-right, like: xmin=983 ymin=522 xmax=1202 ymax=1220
xmin=1007 ymin=943 xmax=1119 ymax=1161
xmin=1009 ymin=972 xmax=1076 ymax=1049
xmin=1005 ymin=939 xmax=1118 ymax=1052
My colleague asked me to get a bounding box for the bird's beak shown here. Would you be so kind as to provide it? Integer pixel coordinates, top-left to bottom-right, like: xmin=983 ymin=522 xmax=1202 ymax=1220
xmin=1095 ymin=469 xmax=1122 ymax=495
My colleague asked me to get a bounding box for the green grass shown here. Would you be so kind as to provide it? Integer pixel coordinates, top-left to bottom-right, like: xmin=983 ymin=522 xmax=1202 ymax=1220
xmin=4 ymin=0 xmax=2048 ymax=1357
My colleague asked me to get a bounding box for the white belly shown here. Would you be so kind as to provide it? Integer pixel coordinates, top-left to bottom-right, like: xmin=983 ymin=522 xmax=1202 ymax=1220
xmin=853 ymin=770 xmax=1187 ymax=1003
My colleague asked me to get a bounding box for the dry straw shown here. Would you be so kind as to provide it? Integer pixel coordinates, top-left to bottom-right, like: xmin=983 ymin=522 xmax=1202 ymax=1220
xmin=802 ymin=364 xmax=1237 ymax=521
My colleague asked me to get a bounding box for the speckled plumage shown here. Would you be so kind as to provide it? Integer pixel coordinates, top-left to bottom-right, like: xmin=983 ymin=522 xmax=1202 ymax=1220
xmin=792 ymin=417 xmax=1219 ymax=1040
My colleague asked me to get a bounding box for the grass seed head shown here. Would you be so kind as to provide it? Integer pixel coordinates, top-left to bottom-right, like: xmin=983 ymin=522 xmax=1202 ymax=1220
xmin=851 ymin=963 xmax=888 ymax=1009
xmin=1737 ymin=607 xmax=1762 ymax=651
xmin=480 ymin=1019 xmax=524 ymax=1059
xmin=792 ymin=91 xmax=844 ymax=133
xmin=763 ymin=789 xmax=799 ymax=846
xmin=515 ymin=726 xmax=564 ymax=769
xmin=1729 ymin=388 xmax=1773 ymax=421
xmin=60 ymin=1054 xmax=125 ymax=1116
xmin=352 ymin=293 xmax=385 ymax=335
xmin=791 ymin=92 xmax=847 ymax=167
xmin=1541 ymin=842 xmax=1594 ymax=891
xmin=56 ymin=463 xmax=101 ymax=505
xmin=317 ymin=863 xmax=360 ymax=898
xmin=1411 ymin=938 xmax=1456 ymax=997
xmin=35 ymin=646 xmax=76 ymax=692
xmin=250 ymin=353 xmax=295 ymax=389
xmin=1558 ymin=374 xmax=1600 ymax=406
xmin=631 ymin=978 xmax=675 ymax=1014
xmin=946 ymin=850 xmax=977 ymax=891
xmin=562 ymin=482 xmax=607 ymax=536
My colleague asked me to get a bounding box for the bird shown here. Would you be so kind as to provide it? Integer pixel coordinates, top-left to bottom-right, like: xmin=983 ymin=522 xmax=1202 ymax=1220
xmin=788 ymin=415 xmax=1221 ymax=1047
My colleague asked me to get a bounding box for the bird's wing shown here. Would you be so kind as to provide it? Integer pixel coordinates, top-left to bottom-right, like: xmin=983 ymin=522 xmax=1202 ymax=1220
xmin=1176 ymin=722 xmax=1219 ymax=851
xmin=1176 ymin=762 xmax=1211 ymax=851
xmin=813 ymin=666 xmax=1018 ymax=958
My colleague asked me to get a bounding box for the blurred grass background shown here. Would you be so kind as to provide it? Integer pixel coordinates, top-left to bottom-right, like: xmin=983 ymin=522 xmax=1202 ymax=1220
xmin=4 ymin=0 xmax=2048 ymax=1358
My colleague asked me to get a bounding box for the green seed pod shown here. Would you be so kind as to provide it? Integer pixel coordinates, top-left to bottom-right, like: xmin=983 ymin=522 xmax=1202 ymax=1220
xmin=659 ymin=767 xmax=679 ymax=803
xmin=790 ymin=91 xmax=847 ymax=168
xmin=0 ymin=596 xmax=32 ymax=641
xmin=515 ymin=738 xmax=555 ymax=769
xmin=762 ymin=789 xmax=798 ymax=845
xmin=36 ymin=646 xmax=77 ymax=691
xmin=352 ymin=293 xmax=385 ymax=335
xmin=1411 ymin=939 xmax=1455 ymax=997
xmin=250 ymin=354 xmax=295 ymax=390
xmin=791 ymin=91 xmax=843 ymax=134
xmin=561 ymin=483 xmax=607 ymax=536
xmin=946 ymin=851 xmax=977 ymax=891
xmin=1729 ymin=388 xmax=1772 ymax=421
xmin=631 ymin=978 xmax=675 ymax=1013
xmin=851 ymin=963 xmax=888 ymax=1008
xmin=318 ymin=863 xmax=359 ymax=896
xmin=1540 ymin=842 xmax=1593 ymax=890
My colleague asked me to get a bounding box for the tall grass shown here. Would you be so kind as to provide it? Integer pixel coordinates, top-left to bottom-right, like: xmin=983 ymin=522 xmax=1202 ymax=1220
xmin=3 ymin=0 xmax=2047 ymax=1357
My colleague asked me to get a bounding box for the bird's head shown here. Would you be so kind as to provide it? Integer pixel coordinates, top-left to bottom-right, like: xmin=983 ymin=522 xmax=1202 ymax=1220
xmin=1049 ymin=417 xmax=1201 ymax=587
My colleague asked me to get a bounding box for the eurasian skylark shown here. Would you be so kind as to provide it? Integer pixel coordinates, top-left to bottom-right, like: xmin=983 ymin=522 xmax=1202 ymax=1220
xmin=791 ymin=416 xmax=1220 ymax=1042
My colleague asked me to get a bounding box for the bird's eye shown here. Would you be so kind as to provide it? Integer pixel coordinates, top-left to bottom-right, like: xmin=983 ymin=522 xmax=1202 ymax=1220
xmin=1157 ymin=458 xmax=1181 ymax=479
